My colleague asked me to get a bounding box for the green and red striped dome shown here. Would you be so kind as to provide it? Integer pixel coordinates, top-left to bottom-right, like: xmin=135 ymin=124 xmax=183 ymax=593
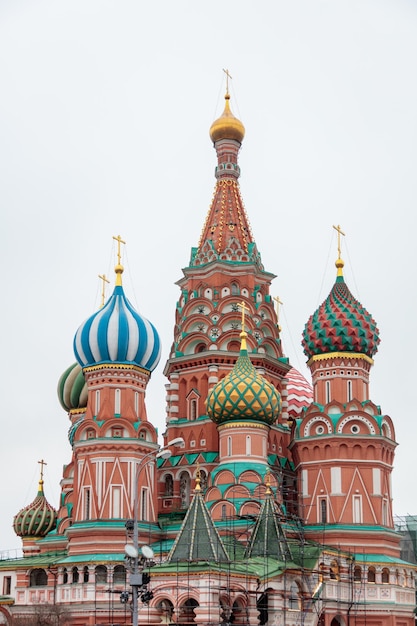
xmin=302 ymin=274 xmax=380 ymax=360
xmin=13 ymin=480 xmax=57 ymax=538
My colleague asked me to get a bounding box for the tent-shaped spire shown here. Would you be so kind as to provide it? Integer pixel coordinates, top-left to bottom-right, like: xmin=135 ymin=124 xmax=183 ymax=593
xmin=245 ymin=489 xmax=292 ymax=561
xmin=167 ymin=482 xmax=229 ymax=562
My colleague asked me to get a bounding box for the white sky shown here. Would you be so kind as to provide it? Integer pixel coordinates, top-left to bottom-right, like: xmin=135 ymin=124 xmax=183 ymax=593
xmin=1 ymin=0 xmax=416 ymax=553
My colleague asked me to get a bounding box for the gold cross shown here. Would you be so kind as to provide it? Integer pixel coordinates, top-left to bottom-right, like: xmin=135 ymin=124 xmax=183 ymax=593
xmin=223 ymin=68 xmax=232 ymax=95
xmin=112 ymin=234 xmax=126 ymax=265
xmin=332 ymin=224 xmax=345 ymax=259
xmin=238 ymin=300 xmax=250 ymax=332
xmin=273 ymin=296 xmax=283 ymax=323
xmin=38 ymin=459 xmax=47 ymax=481
xmin=98 ymin=274 xmax=110 ymax=308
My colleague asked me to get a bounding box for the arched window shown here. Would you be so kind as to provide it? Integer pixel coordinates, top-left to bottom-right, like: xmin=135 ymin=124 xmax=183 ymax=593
xmin=165 ymin=474 xmax=174 ymax=496
xmin=179 ymin=598 xmax=199 ymax=625
xmin=381 ymin=568 xmax=390 ymax=583
xmin=246 ymin=435 xmax=251 ymax=456
xmin=72 ymin=567 xmax=79 ymax=584
xmin=367 ymin=566 xmax=376 ymax=583
xmin=231 ymin=283 xmax=239 ymax=295
xmin=113 ymin=565 xmax=126 ymax=585
xmin=227 ymin=436 xmax=232 ymax=456
xmin=83 ymin=566 xmax=89 ymax=583
xmin=30 ymin=569 xmax=47 ymax=587
xmin=95 ymin=565 xmax=107 ymax=585
xmin=179 ymin=472 xmax=190 ymax=508
xmin=330 ymin=560 xmax=339 ymax=581
xmin=190 ymin=398 xmax=197 ymax=421
xmin=353 ymin=566 xmax=362 ymax=582
xmin=62 ymin=568 xmax=68 ymax=584
xmin=157 ymin=600 xmax=174 ymax=624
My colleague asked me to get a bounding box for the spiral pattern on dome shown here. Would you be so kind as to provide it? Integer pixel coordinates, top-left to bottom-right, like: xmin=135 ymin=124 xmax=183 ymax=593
xmin=206 ymin=343 xmax=281 ymax=424
xmin=73 ymin=285 xmax=161 ymax=371
xmin=302 ymin=276 xmax=380 ymax=359
xmin=13 ymin=482 xmax=57 ymax=538
xmin=286 ymin=367 xmax=313 ymax=419
xmin=57 ymin=362 xmax=87 ymax=412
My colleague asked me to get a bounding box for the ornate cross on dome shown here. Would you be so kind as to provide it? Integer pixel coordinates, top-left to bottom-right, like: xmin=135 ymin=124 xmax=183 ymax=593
xmin=333 ymin=224 xmax=345 ymax=260
xmin=38 ymin=459 xmax=47 ymax=481
xmin=113 ymin=234 xmax=126 ymax=265
xmin=238 ymin=300 xmax=250 ymax=333
xmin=223 ymin=68 xmax=232 ymax=95
xmin=98 ymin=273 xmax=110 ymax=308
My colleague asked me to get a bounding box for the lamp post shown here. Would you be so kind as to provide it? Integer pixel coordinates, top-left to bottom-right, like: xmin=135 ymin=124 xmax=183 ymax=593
xmin=126 ymin=437 xmax=184 ymax=626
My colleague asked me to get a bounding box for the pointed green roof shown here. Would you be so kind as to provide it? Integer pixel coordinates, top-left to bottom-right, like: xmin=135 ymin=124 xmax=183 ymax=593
xmin=167 ymin=490 xmax=229 ymax=562
xmin=245 ymin=494 xmax=292 ymax=561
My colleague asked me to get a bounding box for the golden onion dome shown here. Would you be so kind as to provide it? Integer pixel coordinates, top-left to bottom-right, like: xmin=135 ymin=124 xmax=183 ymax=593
xmin=209 ymin=93 xmax=245 ymax=144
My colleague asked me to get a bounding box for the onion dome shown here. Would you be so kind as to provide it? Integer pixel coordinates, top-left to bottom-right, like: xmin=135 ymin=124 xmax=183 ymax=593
xmin=286 ymin=367 xmax=313 ymax=419
xmin=13 ymin=476 xmax=57 ymax=538
xmin=73 ymin=260 xmax=161 ymax=372
xmin=302 ymin=258 xmax=380 ymax=360
xmin=209 ymin=92 xmax=245 ymax=144
xmin=206 ymin=331 xmax=281 ymax=424
xmin=57 ymin=362 xmax=87 ymax=411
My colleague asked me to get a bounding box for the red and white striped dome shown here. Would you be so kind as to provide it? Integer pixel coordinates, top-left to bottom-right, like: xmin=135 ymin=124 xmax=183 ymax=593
xmin=286 ymin=367 xmax=313 ymax=419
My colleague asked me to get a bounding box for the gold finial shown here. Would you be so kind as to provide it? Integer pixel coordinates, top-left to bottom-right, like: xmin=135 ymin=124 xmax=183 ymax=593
xmin=273 ymin=296 xmax=283 ymax=332
xmin=223 ymin=68 xmax=232 ymax=96
xmin=38 ymin=459 xmax=47 ymax=493
xmin=332 ymin=224 xmax=345 ymax=277
xmin=112 ymin=235 xmax=126 ymax=286
xmin=265 ymin=469 xmax=272 ymax=496
xmin=238 ymin=301 xmax=250 ymax=351
xmin=195 ymin=464 xmax=201 ymax=493
xmin=98 ymin=274 xmax=110 ymax=308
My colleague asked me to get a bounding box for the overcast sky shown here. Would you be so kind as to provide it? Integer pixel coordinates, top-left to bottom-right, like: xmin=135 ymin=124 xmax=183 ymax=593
xmin=1 ymin=0 xmax=416 ymax=553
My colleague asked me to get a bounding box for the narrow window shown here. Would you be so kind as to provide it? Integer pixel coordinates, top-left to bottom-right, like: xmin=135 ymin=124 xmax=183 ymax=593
xmin=134 ymin=391 xmax=139 ymax=417
xmin=221 ymin=504 xmax=227 ymax=520
xmin=63 ymin=568 xmax=68 ymax=584
xmin=353 ymin=495 xmax=362 ymax=523
xmin=84 ymin=488 xmax=91 ymax=521
xmin=320 ymin=499 xmax=327 ymax=524
xmin=115 ymin=388 xmax=121 ymax=415
xmin=227 ymin=436 xmax=232 ymax=457
xmin=190 ymin=398 xmax=197 ymax=421
xmin=353 ymin=566 xmax=362 ymax=582
xmin=325 ymin=380 xmax=331 ymax=403
xmin=301 ymin=469 xmax=308 ymax=496
xmin=246 ymin=435 xmax=251 ymax=456
xmin=331 ymin=467 xmax=341 ymax=494
xmin=72 ymin=567 xmax=79 ymax=584
xmin=83 ymin=566 xmax=89 ymax=583
xmin=373 ymin=468 xmax=381 ymax=495
xmin=382 ymin=498 xmax=388 ymax=526
xmin=140 ymin=487 xmax=148 ymax=521
xmin=347 ymin=380 xmax=352 ymax=401
xmin=381 ymin=568 xmax=389 ymax=584
xmin=112 ymin=486 xmax=121 ymax=518
xmin=95 ymin=390 xmax=100 ymax=415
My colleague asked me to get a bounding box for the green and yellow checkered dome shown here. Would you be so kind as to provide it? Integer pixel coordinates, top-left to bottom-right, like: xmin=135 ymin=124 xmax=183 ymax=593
xmin=206 ymin=331 xmax=281 ymax=425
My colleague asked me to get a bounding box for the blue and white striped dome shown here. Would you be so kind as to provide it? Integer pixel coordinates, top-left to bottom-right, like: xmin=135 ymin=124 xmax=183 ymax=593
xmin=73 ymin=282 xmax=161 ymax=372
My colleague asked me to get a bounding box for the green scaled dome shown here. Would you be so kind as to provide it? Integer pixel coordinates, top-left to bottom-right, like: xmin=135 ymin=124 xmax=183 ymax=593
xmin=57 ymin=362 xmax=87 ymax=412
xmin=302 ymin=260 xmax=380 ymax=360
xmin=206 ymin=332 xmax=281 ymax=424
xmin=13 ymin=479 xmax=57 ymax=538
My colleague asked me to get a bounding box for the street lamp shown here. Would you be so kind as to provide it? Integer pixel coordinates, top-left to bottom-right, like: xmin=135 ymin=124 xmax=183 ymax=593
xmin=125 ymin=437 xmax=185 ymax=626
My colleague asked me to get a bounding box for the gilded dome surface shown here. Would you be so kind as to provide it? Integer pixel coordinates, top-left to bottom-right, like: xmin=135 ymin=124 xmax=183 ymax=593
xmin=13 ymin=481 xmax=57 ymax=538
xmin=209 ymin=93 xmax=245 ymax=144
xmin=302 ymin=274 xmax=380 ymax=360
xmin=206 ymin=337 xmax=281 ymax=424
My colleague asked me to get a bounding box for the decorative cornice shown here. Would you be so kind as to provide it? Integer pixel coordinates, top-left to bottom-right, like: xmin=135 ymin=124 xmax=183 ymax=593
xmin=308 ymin=352 xmax=374 ymax=366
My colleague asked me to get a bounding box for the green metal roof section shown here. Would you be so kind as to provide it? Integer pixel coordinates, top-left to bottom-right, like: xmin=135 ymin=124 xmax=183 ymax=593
xmin=245 ymin=494 xmax=292 ymax=561
xmin=168 ymin=491 xmax=229 ymax=563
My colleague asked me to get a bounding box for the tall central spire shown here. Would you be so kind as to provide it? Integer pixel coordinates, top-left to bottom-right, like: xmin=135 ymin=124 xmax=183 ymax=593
xmin=192 ymin=91 xmax=260 ymax=268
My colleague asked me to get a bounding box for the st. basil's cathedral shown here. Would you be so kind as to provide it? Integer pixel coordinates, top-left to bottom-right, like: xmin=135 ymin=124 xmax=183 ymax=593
xmin=0 ymin=84 xmax=415 ymax=626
